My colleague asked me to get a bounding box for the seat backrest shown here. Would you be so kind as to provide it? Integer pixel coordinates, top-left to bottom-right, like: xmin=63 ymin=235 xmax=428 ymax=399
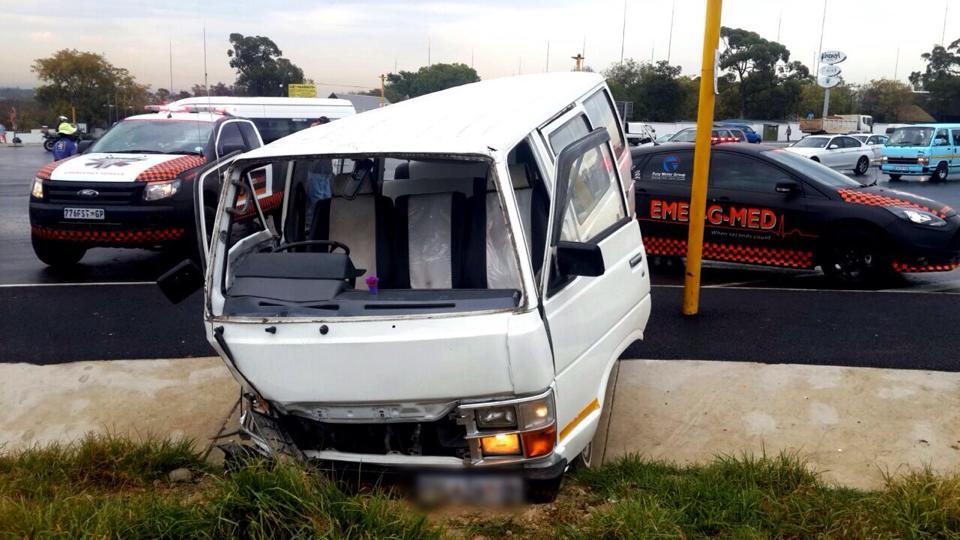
xmin=309 ymin=173 xmax=393 ymax=287
xmin=394 ymin=192 xmax=467 ymax=289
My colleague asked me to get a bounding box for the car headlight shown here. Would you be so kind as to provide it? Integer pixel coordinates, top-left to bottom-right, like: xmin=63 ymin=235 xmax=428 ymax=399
xmin=31 ymin=177 xmax=44 ymax=199
xmin=918 ymin=157 xmax=929 ymax=165
xmin=881 ymin=156 xmax=888 ymax=163
xmin=143 ymin=179 xmax=181 ymax=201
xmin=885 ymin=207 xmax=947 ymax=227
xmin=466 ymin=392 xmax=557 ymax=459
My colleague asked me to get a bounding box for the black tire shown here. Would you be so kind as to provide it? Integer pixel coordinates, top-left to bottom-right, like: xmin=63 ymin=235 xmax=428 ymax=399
xmin=43 ymin=138 xmax=55 ymax=152
xmin=819 ymin=229 xmax=891 ymax=285
xmin=888 ymin=174 xmax=902 ymax=182
xmin=930 ymin=162 xmax=948 ymax=182
xmin=525 ymin=476 xmax=563 ymax=504
xmin=854 ymin=156 xmax=869 ymax=176
xmin=32 ymin=236 xmax=86 ymax=266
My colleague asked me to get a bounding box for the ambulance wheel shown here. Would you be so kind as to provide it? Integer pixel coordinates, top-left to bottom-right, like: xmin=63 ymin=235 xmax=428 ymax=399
xmin=32 ymin=237 xmax=85 ymax=266
xmin=854 ymin=156 xmax=869 ymax=176
xmin=930 ymin=162 xmax=948 ymax=182
xmin=820 ymin=229 xmax=891 ymax=285
xmin=888 ymin=174 xmax=902 ymax=182
xmin=576 ymin=361 xmax=620 ymax=470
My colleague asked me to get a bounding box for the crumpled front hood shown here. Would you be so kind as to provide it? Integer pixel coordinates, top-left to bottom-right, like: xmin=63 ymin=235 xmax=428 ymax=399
xmin=837 ymin=186 xmax=956 ymax=218
xmin=39 ymin=153 xmax=206 ymax=183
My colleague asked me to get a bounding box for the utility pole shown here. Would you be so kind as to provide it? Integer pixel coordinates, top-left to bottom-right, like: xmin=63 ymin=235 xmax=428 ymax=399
xmin=379 ymin=74 xmax=386 ymax=107
xmin=776 ymin=7 xmax=783 ymax=42
xmin=545 ymin=41 xmax=550 ymax=72
xmin=428 ymin=37 xmax=431 ymax=66
xmin=682 ymin=0 xmax=723 ymax=316
xmin=620 ymin=0 xmax=627 ymax=63
xmin=168 ymin=40 xmax=174 ymax=96
xmin=894 ymin=44 xmax=900 ymax=80
xmin=942 ymin=0 xmax=949 ymax=47
xmin=667 ymin=0 xmax=676 ymax=63
xmin=817 ymin=0 xmax=829 ymax=119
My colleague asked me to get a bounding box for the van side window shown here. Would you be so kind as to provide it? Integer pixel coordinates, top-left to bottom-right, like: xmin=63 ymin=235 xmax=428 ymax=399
xmin=934 ymin=129 xmax=950 ymax=146
xmin=952 ymin=130 xmax=960 ymax=146
xmin=548 ymin=115 xmax=590 ymax=155
xmin=238 ymin=122 xmax=261 ymax=150
xmin=582 ymin=90 xmax=625 ymax=158
xmin=561 ymin=142 xmax=626 ymax=242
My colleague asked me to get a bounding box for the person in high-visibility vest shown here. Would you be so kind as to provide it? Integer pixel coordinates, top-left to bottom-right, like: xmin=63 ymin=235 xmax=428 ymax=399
xmin=52 ymin=122 xmax=78 ymax=161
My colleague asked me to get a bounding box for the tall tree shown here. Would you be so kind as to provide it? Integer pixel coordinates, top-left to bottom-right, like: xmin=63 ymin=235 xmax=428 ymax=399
xmin=605 ymin=60 xmax=693 ymax=121
xmin=909 ymin=39 xmax=960 ymax=121
xmin=377 ymin=63 xmax=480 ymax=102
xmin=191 ymin=82 xmax=235 ymax=97
xmin=227 ymin=33 xmax=304 ymax=97
xmin=859 ymin=79 xmax=916 ymax=123
xmin=32 ymin=49 xmax=148 ymax=127
xmin=719 ymin=27 xmax=797 ymax=118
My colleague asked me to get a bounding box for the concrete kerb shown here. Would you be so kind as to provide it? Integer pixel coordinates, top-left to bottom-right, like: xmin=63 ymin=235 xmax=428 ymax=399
xmin=1 ymin=356 xmax=957 ymax=490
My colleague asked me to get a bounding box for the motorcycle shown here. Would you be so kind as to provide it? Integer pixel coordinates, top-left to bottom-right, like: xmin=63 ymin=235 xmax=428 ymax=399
xmin=42 ymin=131 xmax=57 ymax=152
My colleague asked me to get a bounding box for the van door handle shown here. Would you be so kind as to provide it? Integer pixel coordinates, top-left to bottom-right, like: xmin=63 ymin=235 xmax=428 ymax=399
xmin=629 ymin=252 xmax=644 ymax=268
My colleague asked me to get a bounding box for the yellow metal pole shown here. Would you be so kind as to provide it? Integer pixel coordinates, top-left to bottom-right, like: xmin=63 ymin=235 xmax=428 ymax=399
xmin=682 ymin=0 xmax=723 ymax=316
xmin=379 ymin=74 xmax=386 ymax=107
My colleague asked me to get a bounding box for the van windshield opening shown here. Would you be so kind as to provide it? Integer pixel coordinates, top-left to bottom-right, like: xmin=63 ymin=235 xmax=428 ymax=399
xmin=89 ymin=120 xmax=212 ymax=155
xmin=887 ymin=127 xmax=934 ymax=147
xmin=220 ymin=155 xmax=534 ymax=318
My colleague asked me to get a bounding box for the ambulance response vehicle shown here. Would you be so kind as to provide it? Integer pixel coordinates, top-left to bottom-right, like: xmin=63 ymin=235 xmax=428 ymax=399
xmin=29 ymin=99 xmax=355 ymax=267
xmin=159 ymin=73 xmax=651 ymax=501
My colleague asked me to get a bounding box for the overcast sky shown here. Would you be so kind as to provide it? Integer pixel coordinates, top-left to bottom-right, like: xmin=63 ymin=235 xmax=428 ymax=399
xmin=0 ymin=0 xmax=955 ymax=95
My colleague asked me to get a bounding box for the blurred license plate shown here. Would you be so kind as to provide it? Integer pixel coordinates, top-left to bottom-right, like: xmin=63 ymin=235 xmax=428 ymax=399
xmin=893 ymin=167 xmax=909 ymax=172
xmin=64 ymin=208 xmax=104 ymax=220
xmin=416 ymin=472 xmax=524 ymax=505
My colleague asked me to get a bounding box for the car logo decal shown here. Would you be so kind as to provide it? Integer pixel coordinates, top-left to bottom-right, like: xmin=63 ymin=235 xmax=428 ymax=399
xmin=85 ymin=156 xmax=148 ymax=169
xmin=662 ymin=155 xmax=680 ymax=173
xmin=77 ymin=189 xmax=99 ymax=198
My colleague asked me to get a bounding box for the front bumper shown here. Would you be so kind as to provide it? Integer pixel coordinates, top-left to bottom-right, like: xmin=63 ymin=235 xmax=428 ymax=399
xmin=881 ymin=163 xmax=927 ymax=176
xmin=29 ymin=180 xmax=194 ymax=248
xmin=890 ymin=221 xmax=960 ymax=272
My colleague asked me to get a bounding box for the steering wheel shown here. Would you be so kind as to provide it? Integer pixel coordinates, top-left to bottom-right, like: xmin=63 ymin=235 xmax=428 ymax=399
xmin=270 ymin=240 xmax=350 ymax=255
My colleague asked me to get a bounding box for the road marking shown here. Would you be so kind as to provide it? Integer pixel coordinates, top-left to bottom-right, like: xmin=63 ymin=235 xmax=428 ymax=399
xmin=653 ymin=284 xmax=960 ymax=295
xmin=0 ymin=281 xmax=154 ymax=288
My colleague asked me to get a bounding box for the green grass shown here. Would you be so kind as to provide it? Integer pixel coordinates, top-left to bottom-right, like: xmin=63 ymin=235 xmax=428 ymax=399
xmin=1 ymin=437 xmax=958 ymax=539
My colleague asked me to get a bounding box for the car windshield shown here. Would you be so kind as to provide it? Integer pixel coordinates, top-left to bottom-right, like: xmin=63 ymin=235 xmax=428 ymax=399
xmin=669 ymin=129 xmax=697 ymax=142
xmin=793 ymin=137 xmax=829 ymax=148
xmin=765 ymin=149 xmax=862 ymax=188
xmin=89 ymin=119 xmax=213 ymax=155
xmin=887 ymin=127 xmax=934 ymax=147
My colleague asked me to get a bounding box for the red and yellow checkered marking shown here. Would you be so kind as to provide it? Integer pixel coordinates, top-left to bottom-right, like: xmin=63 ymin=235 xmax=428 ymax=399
xmin=234 ymin=191 xmax=284 ymax=219
xmin=136 ymin=155 xmax=206 ymax=183
xmin=891 ymin=261 xmax=960 ymax=273
xmin=35 ymin=155 xmax=82 ymax=180
xmin=836 ymin=189 xmax=951 ymax=219
xmin=31 ymin=225 xmax=185 ymax=244
xmin=643 ymin=236 xmax=815 ymax=269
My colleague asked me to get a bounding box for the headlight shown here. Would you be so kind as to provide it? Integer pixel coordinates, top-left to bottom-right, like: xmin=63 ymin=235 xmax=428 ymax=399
xmin=476 ymin=406 xmax=517 ymax=429
xmin=885 ymin=207 xmax=947 ymax=227
xmin=466 ymin=391 xmax=557 ymax=460
xmin=918 ymin=157 xmax=929 ymax=165
xmin=143 ymin=179 xmax=181 ymax=201
xmin=31 ymin=178 xmax=44 ymax=199
xmin=881 ymin=156 xmax=888 ymax=163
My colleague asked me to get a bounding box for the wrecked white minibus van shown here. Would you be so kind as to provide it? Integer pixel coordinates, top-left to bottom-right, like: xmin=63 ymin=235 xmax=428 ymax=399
xmin=160 ymin=73 xmax=651 ymax=500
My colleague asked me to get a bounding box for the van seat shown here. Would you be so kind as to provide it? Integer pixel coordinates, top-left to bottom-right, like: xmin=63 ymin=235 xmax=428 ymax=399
xmin=309 ymin=173 xmax=394 ymax=287
xmin=394 ymin=192 xmax=467 ymax=289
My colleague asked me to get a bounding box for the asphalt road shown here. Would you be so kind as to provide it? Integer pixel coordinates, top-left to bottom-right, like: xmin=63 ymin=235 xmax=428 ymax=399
xmin=2 ymin=145 xmax=959 ymax=369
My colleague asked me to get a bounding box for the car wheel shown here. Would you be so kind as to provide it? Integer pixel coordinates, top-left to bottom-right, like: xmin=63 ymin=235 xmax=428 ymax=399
xmin=888 ymin=174 xmax=902 ymax=182
xmin=32 ymin=236 xmax=86 ymax=267
xmin=820 ymin=230 xmax=890 ymax=285
xmin=930 ymin=162 xmax=948 ymax=182
xmin=854 ymin=156 xmax=869 ymax=176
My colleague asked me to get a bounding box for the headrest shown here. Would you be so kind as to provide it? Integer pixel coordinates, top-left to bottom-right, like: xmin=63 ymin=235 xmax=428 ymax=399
xmin=486 ymin=163 xmax=531 ymax=192
xmin=333 ymin=172 xmax=374 ymax=197
xmin=409 ymin=161 xmax=487 ymax=180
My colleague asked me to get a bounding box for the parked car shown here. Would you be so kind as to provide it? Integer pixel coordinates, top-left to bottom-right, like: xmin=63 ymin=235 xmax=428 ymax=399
xmin=727 ymin=127 xmax=748 ymax=143
xmin=881 ymin=124 xmax=960 ymax=182
xmin=850 ymin=133 xmax=888 ymax=165
xmin=159 ymin=72 xmax=651 ymax=502
xmin=784 ymin=134 xmax=872 ymax=175
xmin=716 ymin=122 xmax=762 ymax=143
xmin=667 ymin=127 xmax=739 ymax=144
xmin=625 ymin=122 xmax=657 ymax=146
xmin=631 ymin=143 xmax=960 ymax=283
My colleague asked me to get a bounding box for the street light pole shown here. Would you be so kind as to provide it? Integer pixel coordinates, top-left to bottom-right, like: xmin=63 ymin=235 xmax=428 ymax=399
xmin=681 ymin=0 xmax=723 ymax=316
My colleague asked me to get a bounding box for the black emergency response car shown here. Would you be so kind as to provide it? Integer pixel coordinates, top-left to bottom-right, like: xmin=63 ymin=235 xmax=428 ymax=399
xmin=631 ymin=143 xmax=960 ymax=283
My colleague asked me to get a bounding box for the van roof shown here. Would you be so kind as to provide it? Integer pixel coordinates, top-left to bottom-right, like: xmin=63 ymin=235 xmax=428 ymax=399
xmin=170 ymin=96 xmax=354 ymax=109
xmin=124 ymin=112 xmax=221 ymax=123
xmin=237 ymin=72 xmax=607 ymax=162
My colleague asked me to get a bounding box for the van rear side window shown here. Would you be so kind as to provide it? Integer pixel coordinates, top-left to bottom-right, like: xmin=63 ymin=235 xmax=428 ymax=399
xmin=251 ymin=118 xmax=314 ymax=144
xmin=582 ymin=89 xmax=625 ymax=158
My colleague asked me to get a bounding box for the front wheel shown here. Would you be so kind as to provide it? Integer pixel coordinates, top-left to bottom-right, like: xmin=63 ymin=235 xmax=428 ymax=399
xmin=43 ymin=138 xmax=55 ymax=152
xmin=854 ymin=156 xmax=869 ymax=176
xmin=930 ymin=162 xmax=948 ymax=182
xmin=575 ymin=361 xmax=620 ymax=470
xmin=32 ymin=237 xmax=86 ymax=266
xmin=819 ymin=230 xmax=890 ymax=285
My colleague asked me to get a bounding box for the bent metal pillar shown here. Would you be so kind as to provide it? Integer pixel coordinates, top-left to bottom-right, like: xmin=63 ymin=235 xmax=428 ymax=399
xmin=682 ymin=0 xmax=723 ymax=316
